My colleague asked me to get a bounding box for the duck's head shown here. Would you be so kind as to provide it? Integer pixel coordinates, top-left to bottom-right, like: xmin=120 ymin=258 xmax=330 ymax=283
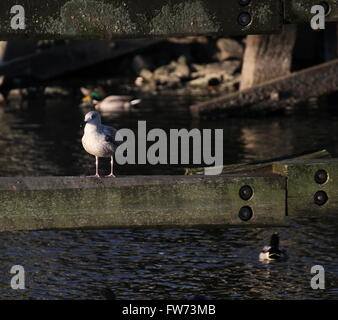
xmin=84 ymin=111 xmax=101 ymax=125
xmin=81 ymin=90 xmax=104 ymax=104
xmin=270 ymin=232 xmax=280 ymax=248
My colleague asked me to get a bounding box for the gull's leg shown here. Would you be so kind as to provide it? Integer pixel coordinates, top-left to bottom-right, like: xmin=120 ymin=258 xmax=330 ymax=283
xmin=106 ymin=156 xmax=116 ymax=177
xmin=95 ymin=156 xmax=100 ymax=177
xmin=88 ymin=156 xmax=100 ymax=178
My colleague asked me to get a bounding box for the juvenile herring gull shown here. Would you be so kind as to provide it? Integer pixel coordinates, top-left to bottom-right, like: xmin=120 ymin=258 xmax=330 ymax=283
xmin=82 ymin=111 xmax=119 ymax=177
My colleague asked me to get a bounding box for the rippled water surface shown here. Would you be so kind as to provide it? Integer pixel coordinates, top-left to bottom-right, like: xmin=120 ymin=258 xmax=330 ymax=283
xmin=0 ymin=216 xmax=337 ymax=299
xmin=0 ymin=92 xmax=337 ymax=299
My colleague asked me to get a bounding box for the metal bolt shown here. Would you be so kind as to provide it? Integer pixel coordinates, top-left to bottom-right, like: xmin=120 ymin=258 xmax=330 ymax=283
xmin=238 ymin=12 xmax=252 ymax=27
xmin=238 ymin=206 xmax=253 ymax=221
xmin=320 ymin=1 xmax=330 ymax=15
xmin=239 ymin=0 xmax=251 ymax=5
xmin=314 ymin=190 xmax=328 ymax=206
xmin=314 ymin=169 xmax=328 ymax=184
xmin=239 ymin=185 xmax=253 ymax=200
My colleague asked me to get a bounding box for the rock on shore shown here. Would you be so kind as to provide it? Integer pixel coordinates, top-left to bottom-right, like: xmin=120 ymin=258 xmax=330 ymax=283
xmin=133 ymin=37 xmax=244 ymax=94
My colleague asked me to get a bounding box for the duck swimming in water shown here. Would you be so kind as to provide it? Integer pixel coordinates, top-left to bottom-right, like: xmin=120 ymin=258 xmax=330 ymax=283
xmin=259 ymin=233 xmax=288 ymax=262
xmin=93 ymin=95 xmax=141 ymax=112
xmin=80 ymin=87 xmax=141 ymax=112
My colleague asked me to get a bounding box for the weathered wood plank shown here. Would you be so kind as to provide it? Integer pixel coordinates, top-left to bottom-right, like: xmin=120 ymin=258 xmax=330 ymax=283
xmin=240 ymin=25 xmax=296 ymax=90
xmin=0 ymin=0 xmax=282 ymax=39
xmin=273 ymin=159 xmax=338 ymax=215
xmin=284 ymin=0 xmax=338 ymax=23
xmin=190 ymin=58 xmax=338 ymax=118
xmin=184 ymin=149 xmax=331 ymax=175
xmin=0 ymin=175 xmax=286 ymax=231
xmin=0 ymin=40 xmax=160 ymax=82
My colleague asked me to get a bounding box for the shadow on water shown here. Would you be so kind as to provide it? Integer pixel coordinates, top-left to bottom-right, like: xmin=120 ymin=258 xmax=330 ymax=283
xmin=0 ymin=92 xmax=337 ymax=299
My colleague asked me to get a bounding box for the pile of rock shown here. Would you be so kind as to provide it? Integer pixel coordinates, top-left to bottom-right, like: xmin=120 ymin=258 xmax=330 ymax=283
xmin=133 ymin=37 xmax=244 ymax=94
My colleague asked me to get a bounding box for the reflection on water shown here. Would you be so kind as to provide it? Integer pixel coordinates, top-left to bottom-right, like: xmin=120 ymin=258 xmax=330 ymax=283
xmin=0 ymin=215 xmax=337 ymax=299
xmin=0 ymin=92 xmax=337 ymax=299
xmin=1 ymin=93 xmax=338 ymax=176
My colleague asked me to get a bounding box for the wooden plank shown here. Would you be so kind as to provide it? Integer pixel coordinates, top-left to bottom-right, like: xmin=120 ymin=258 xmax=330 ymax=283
xmin=184 ymin=149 xmax=331 ymax=175
xmin=0 ymin=0 xmax=282 ymax=39
xmin=240 ymin=25 xmax=296 ymax=90
xmin=190 ymin=58 xmax=338 ymax=119
xmin=1 ymin=0 xmax=338 ymax=39
xmin=273 ymin=159 xmax=338 ymax=215
xmin=284 ymin=0 xmax=338 ymax=23
xmin=0 ymin=40 xmax=160 ymax=82
xmin=0 ymin=175 xmax=286 ymax=231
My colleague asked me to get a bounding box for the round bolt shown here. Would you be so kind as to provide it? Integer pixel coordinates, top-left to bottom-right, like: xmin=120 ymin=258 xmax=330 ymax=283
xmin=238 ymin=12 xmax=252 ymax=27
xmin=320 ymin=2 xmax=330 ymax=15
xmin=239 ymin=0 xmax=251 ymax=5
xmin=314 ymin=190 xmax=328 ymax=206
xmin=314 ymin=169 xmax=328 ymax=184
xmin=238 ymin=206 xmax=253 ymax=221
xmin=239 ymin=185 xmax=253 ymax=200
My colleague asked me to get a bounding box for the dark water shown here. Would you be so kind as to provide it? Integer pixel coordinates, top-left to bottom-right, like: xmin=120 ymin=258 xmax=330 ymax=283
xmin=0 ymin=92 xmax=337 ymax=299
xmin=0 ymin=216 xmax=337 ymax=300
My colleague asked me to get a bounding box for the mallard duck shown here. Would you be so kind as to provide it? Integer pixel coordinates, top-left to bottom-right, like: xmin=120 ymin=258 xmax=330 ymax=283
xmin=80 ymin=87 xmax=141 ymax=112
xmin=93 ymin=95 xmax=141 ymax=112
xmin=80 ymin=87 xmax=106 ymax=101
xmin=259 ymin=233 xmax=288 ymax=262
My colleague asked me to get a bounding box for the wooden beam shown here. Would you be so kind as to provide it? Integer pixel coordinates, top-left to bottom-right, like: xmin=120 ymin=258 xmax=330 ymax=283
xmin=273 ymin=159 xmax=338 ymax=215
xmin=184 ymin=149 xmax=331 ymax=175
xmin=240 ymin=25 xmax=296 ymax=90
xmin=0 ymin=0 xmax=282 ymax=39
xmin=190 ymin=58 xmax=338 ymax=119
xmin=0 ymin=175 xmax=286 ymax=231
xmin=0 ymin=40 xmax=160 ymax=83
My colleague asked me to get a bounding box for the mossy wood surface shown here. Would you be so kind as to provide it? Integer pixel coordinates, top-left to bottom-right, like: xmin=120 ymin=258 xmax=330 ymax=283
xmin=0 ymin=175 xmax=286 ymax=231
xmin=0 ymin=0 xmax=282 ymax=39
xmin=190 ymin=58 xmax=338 ymax=118
xmin=273 ymin=159 xmax=338 ymax=215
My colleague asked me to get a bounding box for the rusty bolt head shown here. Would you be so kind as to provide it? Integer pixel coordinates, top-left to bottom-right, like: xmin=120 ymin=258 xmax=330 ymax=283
xmin=314 ymin=190 xmax=328 ymax=206
xmin=320 ymin=1 xmax=330 ymax=15
xmin=314 ymin=169 xmax=328 ymax=184
xmin=239 ymin=185 xmax=253 ymax=200
xmin=238 ymin=12 xmax=251 ymax=27
xmin=238 ymin=206 xmax=253 ymax=221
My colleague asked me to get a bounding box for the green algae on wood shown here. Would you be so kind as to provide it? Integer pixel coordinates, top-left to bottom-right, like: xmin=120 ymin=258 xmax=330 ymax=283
xmin=0 ymin=0 xmax=283 ymax=39
xmin=0 ymin=175 xmax=286 ymax=232
xmin=184 ymin=149 xmax=331 ymax=176
xmin=149 ymin=1 xmax=220 ymax=35
xmin=273 ymin=159 xmax=338 ymax=216
xmin=45 ymin=0 xmax=137 ymax=37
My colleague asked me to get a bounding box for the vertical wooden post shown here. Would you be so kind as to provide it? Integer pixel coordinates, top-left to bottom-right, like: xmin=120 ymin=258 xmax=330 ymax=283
xmin=0 ymin=41 xmax=7 ymax=91
xmin=0 ymin=41 xmax=7 ymax=61
xmin=240 ymin=25 xmax=297 ymax=90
